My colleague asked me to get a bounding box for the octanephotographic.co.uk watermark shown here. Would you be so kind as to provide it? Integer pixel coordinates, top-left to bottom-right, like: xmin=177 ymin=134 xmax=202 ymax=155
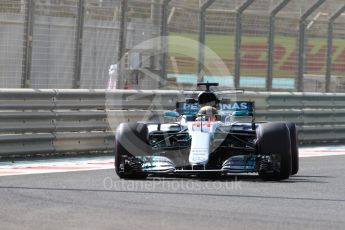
xmin=103 ymin=176 xmax=242 ymax=192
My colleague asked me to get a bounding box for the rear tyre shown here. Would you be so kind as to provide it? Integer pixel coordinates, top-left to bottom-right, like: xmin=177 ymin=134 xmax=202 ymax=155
xmin=256 ymin=122 xmax=292 ymax=181
xmin=285 ymin=122 xmax=299 ymax=175
xmin=115 ymin=122 xmax=149 ymax=179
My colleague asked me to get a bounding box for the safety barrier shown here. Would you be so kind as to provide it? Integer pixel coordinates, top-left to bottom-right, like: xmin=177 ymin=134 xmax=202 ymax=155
xmin=0 ymin=89 xmax=344 ymax=157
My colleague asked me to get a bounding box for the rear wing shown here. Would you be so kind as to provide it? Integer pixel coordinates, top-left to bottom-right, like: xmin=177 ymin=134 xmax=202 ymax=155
xmin=176 ymin=101 xmax=254 ymax=116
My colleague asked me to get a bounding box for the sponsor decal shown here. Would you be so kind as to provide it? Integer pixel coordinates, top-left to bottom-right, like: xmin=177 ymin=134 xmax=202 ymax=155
xmin=177 ymin=101 xmax=253 ymax=115
xmin=220 ymin=102 xmax=249 ymax=111
xmin=193 ymin=122 xmax=212 ymax=127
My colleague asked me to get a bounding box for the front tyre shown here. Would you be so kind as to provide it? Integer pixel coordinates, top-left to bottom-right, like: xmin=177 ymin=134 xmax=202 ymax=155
xmin=256 ymin=122 xmax=292 ymax=181
xmin=115 ymin=122 xmax=149 ymax=179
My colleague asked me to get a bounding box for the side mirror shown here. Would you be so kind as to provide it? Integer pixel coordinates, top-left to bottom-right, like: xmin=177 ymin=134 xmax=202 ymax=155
xmin=231 ymin=111 xmax=248 ymax=116
xmin=164 ymin=111 xmax=180 ymax=117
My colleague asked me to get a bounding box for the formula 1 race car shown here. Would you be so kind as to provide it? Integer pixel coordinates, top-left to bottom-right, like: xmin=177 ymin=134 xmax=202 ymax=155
xmin=114 ymin=83 xmax=299 ymax=181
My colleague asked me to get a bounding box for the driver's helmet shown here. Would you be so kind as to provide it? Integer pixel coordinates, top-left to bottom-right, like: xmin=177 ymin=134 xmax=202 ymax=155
xmin=197 ymin=106 xmax=219 ymax=121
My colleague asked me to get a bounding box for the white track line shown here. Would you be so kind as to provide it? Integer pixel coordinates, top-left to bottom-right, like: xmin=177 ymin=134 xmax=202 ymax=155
xmin=0 ymin=156 xmax=114 ymax=177
xmin=299 ymin=146 xmax=345 ymax=157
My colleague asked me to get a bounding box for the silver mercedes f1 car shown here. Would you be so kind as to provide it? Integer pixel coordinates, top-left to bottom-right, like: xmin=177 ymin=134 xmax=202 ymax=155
xmin=114 ymin=83 xmax=299 ymax=181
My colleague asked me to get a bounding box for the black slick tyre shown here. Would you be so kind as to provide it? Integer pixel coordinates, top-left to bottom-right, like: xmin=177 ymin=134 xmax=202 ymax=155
xmin=256 ymin=122 xmax=292 ymax=181
xmin=115 ymin=122 xmax=149 ymax=179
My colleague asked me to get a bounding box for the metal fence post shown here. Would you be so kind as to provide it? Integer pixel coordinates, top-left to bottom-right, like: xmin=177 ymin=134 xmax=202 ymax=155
xmin=22 ymin=0 xmax=35 ymax=88
xmin=197 ymin=0 xmax=216 ymax=83
xmin=325 ymin=4 xmax=345 ymax=92
xmin=266 ymin=0 xmax=290 ymax=91
xmin=234 ymin=0 xmax=255 ymax=89
xmin=117 ymin=0 xmax=128 ymax=89
xmin=296 ymin=0 xmax=326 ymax=92
xmin=160 ymin=0 xmax=171 ymax=82
xmin=73 ymin=0 xmax=85 ymax=89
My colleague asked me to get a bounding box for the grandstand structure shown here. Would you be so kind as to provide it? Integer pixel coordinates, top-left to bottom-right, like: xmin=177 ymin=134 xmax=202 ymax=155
xmin=0 ymin=0 xmax=344 ymax=91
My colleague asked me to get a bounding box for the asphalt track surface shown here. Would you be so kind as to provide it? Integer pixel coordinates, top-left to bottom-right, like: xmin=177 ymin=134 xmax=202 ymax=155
xmin=0 ymin=155 xmax=344 ymax=230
